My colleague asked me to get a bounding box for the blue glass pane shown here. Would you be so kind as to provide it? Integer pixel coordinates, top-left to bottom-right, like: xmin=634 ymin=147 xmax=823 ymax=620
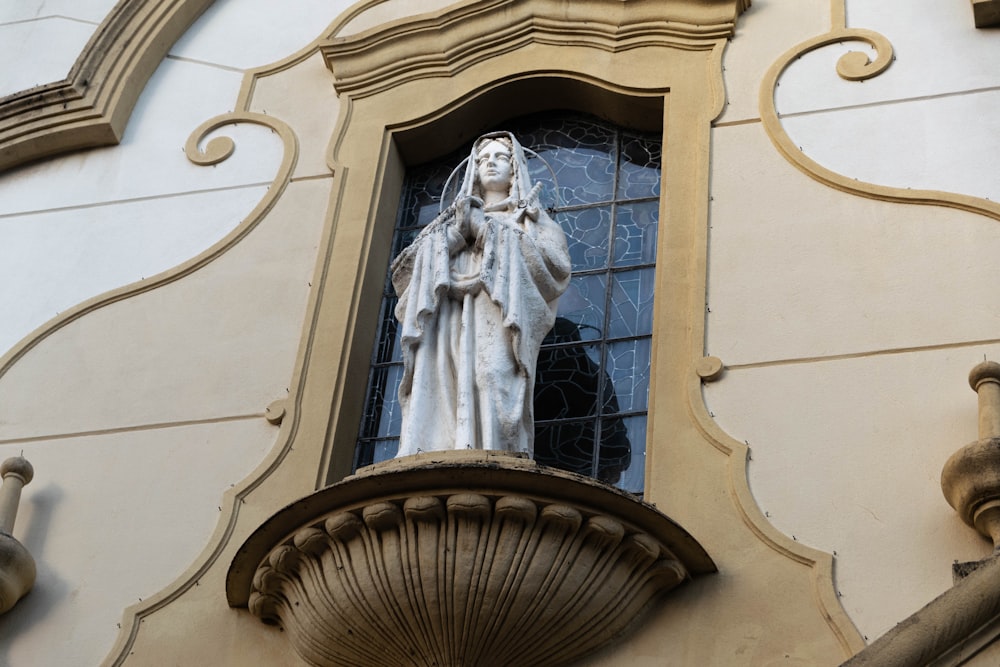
xmin=557 ymin=206 xmax=611 ymax=272
xmin=372 ymin=439 xmax=399 ymax=465
xmin=511 ymin=116 xmax=616 ymax=207
xmin=618 ymin=133 xmax=662 ymax=200
xmin=373 ymin=297 xmax=402 ymax=364
xmin=557 ymin=274 xmax=607 ymax=341
xmin=604 ymin=338 xmax=651 ymax=414
xmin=608 ymin=268 xmax=655 ymax=339
xmin=606 ymin=415 xmax=646 ymax=492
xmin=613 ymin=201 xmax=658 ymax=268
xmin=375 ymin=364 xmax=404 ymax=438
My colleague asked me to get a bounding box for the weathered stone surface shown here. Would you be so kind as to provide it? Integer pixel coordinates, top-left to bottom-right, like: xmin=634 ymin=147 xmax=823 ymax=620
xmin=228 ymin=451 xmax=714 ymax=667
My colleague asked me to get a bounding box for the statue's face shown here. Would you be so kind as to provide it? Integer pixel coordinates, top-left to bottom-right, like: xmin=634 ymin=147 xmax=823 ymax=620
xmin=476 ymin=140 xmax=513 ymax=195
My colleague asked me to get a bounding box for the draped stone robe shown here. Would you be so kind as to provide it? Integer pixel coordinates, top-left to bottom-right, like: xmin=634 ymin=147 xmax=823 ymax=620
xmin=391 ymin=197 xmax=570 ymax=457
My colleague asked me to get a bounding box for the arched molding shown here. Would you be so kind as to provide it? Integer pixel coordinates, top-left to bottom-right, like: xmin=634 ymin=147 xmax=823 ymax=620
xmin=0 ymin=0 xmax=216 ymax=172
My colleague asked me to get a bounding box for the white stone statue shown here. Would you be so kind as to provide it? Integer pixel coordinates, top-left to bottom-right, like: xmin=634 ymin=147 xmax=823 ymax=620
xmin=391 ymin=132 xmax=571 ymax=457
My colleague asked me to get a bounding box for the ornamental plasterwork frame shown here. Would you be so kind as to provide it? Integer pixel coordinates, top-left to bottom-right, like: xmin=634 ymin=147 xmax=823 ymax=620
xmin=0 ymin=0 xmax=860 ymax=662
xmin=0 ymin=0 xmax=220 ymax=171
xmin=759 ymin=0 xmax=1000 ymax=223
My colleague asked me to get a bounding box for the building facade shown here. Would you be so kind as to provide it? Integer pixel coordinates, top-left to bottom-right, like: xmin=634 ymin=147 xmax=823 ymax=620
xmin=1 ymin=0 xmax=1000 ymax=664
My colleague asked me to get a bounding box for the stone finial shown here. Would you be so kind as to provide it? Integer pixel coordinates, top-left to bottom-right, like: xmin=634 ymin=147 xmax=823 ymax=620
xmin=942 ymin=362 xmax=1000 ymax=551
xmin=0 ymin=455 xmax=36 ymax=613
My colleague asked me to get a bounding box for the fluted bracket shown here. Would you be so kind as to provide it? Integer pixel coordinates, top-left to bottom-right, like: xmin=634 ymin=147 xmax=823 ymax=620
xmin=227 ymin=451 xmax=714 ymax=667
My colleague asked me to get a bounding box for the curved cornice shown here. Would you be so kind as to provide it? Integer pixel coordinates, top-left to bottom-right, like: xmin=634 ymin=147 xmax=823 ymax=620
xmin=321 ymin=0 xmax=746 ymax=98
xmin=0 ymin=0 xmax=216 ymax=172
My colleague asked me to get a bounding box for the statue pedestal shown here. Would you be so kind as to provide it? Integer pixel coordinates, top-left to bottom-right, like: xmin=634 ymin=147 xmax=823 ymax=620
xmin=227 ymin=451 xmax=714 ymax=667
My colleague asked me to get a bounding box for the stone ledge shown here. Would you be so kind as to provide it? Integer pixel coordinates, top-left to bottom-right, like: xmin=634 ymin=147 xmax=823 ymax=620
xmin=227 ymin=452 xmax=714 ymax=667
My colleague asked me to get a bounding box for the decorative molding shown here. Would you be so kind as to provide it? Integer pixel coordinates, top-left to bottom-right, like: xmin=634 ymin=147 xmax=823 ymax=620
xmin=321 ymin=0 xmax=744 ymax=98
xmin=0 ymin=0 xmax=216 ymax=172
xmin=99 ymin=1 xmax=865 ymax=662
xmin=758 ymin=2 xmax=1000 ymax=223
xmin=0 ymin=112 xmax=298 ymax=389
xmin=228 ymin=452 xmax=714 ymax=667
xmin=685 ymin=362 xmax=865 ymax=656
xmin=2 ymin=110 xmax=297 ymax=661
xmin=972 ymin=0 xmax=1000 ymax=28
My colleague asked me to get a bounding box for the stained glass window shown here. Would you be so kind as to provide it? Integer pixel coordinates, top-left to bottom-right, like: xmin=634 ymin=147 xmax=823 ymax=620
xmin=356 ymin=113 xmax=661 ymax=493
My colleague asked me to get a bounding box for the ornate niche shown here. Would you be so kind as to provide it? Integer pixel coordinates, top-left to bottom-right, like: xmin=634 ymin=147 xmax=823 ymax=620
xmin=224 ymin=0 xmax=741 ymax=664
xmin=226 ymin=451 xmax=714 ymax=667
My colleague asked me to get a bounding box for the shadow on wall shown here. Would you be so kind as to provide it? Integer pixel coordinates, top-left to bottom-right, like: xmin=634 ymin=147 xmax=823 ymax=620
xmin=0 ymin=483 xmax=68 ymax=664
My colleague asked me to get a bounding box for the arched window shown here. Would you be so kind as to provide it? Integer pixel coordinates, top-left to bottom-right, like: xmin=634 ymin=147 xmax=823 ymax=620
xmin=355 ymin=113 xmax=660 ymax=493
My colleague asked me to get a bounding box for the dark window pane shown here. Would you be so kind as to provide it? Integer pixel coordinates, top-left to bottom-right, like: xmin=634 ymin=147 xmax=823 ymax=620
xmin=556 ymin=274 xmax=608 ymax=341
xmin=602 ymin=415 xmax=646 ymax=492
xmin=618 ymin=133 xmax=662 ymax=200
xmin=535 ymin=342 xmax=604 ymax=422
xmin=533 ymin=419 xmax=597 ymax=477
xmin=356 ymin=438 xmax=400 ymax=468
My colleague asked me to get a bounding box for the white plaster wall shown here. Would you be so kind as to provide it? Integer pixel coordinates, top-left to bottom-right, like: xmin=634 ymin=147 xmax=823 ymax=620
xmin=0 ymin=17 xmax=97 ymax=96
xmin=709 ymin=0 xmax=1000 ymax=645
xmin=775 ymin=0 xmax=1000 ymax=200
xmin=0 ymin=421 xmax=276 ymax=667
xmin=0 ymin=1 xmax=116 ymax=97
xmin=716 ymin=0 xmax=830 ymax=124
xmin=0 ymin=1 xmax=366 ymax=665
xmin=7 ymin=0 xmax=996 ymax=660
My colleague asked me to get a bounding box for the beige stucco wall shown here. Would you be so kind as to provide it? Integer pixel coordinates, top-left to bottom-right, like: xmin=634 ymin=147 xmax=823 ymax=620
xmin=707 ymin=0 xmax=1000 ymax=643
xmin=0 ymin=0 xmax=997 ymax=664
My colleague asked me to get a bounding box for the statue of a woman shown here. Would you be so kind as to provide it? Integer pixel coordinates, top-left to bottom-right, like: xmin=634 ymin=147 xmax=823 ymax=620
xmin=391 ymin=132 xmax=571 ymax=457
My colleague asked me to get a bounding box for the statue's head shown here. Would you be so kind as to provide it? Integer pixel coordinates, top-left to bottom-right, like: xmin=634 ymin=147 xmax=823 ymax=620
xmin=474 ymin=136 xmax=514 ymax=198
xmin=446 ymin=131 xmax=536 ymax=210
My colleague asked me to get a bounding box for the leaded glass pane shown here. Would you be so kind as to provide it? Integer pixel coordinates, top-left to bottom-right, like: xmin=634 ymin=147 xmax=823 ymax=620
xmin=398 ymin=161 xmax=456 ymax=228
xmin=604 ymin=338 xmax=651 ymax=414
xmin=608 ymin=267 xmax=656 ymax=339
xmin=558 ymin=206 xmax=611 ymax=272
xmin=613 ymin=200 xmax=658 ymax=268
xmin=557 ymin=274 xmax=608 ymax=341
xmin=510 ymin=116 xmax=616 ymax=206
xmin=603 ymin=415 xmax=646 ymax=492
xmin=618 ymin=133 xmax=662 ymax=200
